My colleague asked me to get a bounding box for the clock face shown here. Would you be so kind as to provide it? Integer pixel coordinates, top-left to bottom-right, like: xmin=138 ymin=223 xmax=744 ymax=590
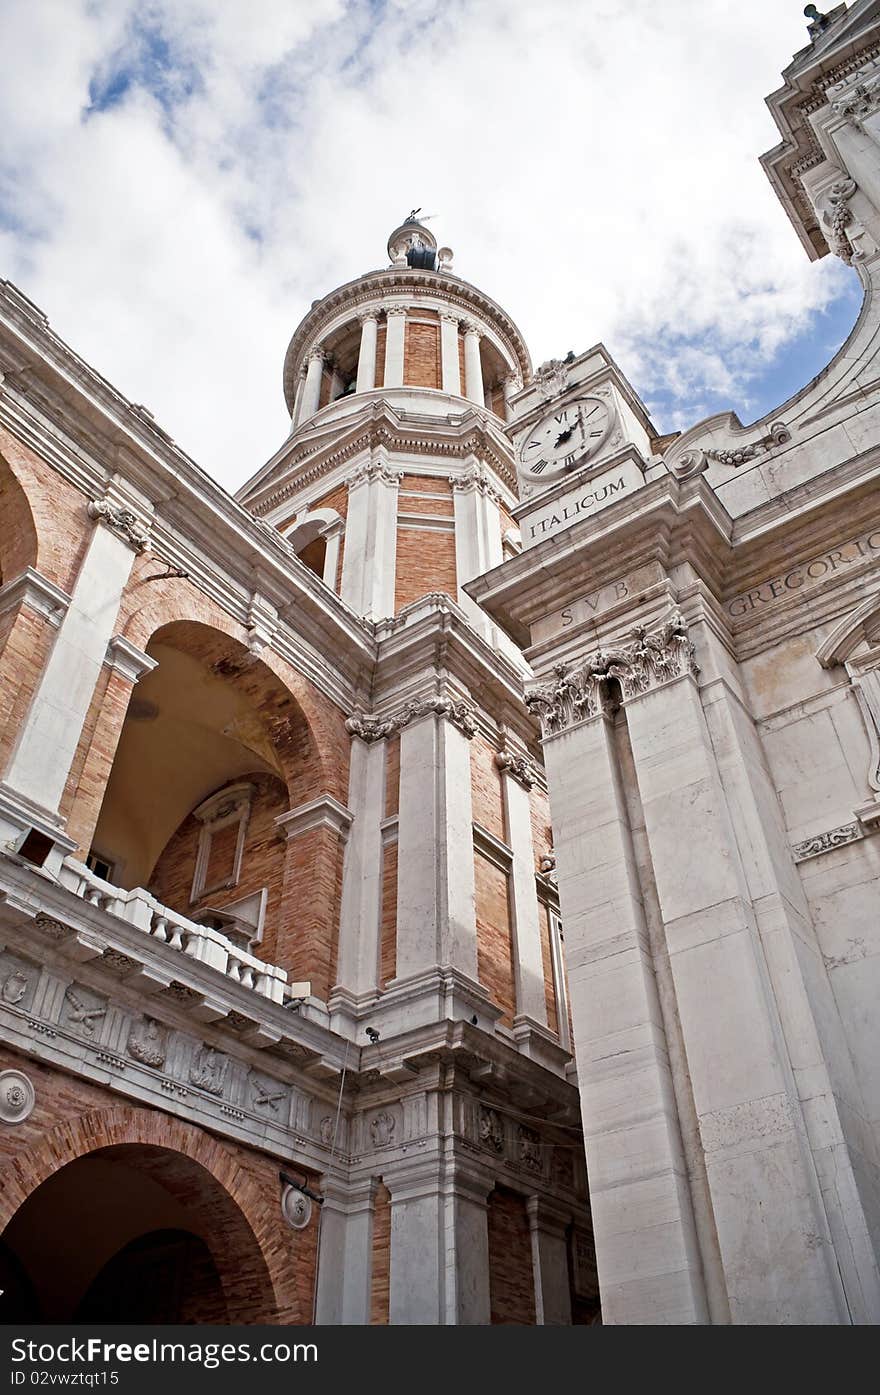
xmin=519 ymin=397 xmax=612 ymax=480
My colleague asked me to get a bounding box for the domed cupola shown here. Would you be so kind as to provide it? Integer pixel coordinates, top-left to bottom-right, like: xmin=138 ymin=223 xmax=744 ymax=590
xmin=281 ymin=214 xmax=531 ymax=433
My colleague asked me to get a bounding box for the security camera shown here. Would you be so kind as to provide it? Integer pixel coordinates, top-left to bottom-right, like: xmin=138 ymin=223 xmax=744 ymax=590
xmin=365 ymin=1026 xmax=380 ymax=1043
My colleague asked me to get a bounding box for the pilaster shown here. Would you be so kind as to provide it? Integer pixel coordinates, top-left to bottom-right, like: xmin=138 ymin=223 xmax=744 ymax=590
xmin=339 ymin=456 xmax=401 ymax=620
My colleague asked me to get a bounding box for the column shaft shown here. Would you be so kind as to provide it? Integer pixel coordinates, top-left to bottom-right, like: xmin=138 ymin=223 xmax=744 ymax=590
xmin=301 ymin=350 xmax=325 ymax=421
xmin=334 ymin=735 xmax=386 ymax=1001
xmin=440 ymin=315 xmax=461 ymax=394
xmin=384 ymin=310 xmax=406 ymax=388
xmin=355 ymin=313 xmax=379 ymax=392
xmin=463 ymin=326 xmax=484 ymax=406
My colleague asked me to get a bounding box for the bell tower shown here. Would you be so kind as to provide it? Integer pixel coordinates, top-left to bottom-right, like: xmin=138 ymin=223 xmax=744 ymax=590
xmin=236 ymin=215 xmax=531 ymax=638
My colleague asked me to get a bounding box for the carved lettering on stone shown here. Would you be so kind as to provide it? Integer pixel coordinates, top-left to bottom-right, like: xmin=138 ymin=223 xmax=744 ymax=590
xmin=189 ymin=1044 xmax=229 ymax=1096
xmin=127 ymin=1018 xmax=167 ymax=1069
xmin=369 ymin=1111 xmax=396 ymax=1148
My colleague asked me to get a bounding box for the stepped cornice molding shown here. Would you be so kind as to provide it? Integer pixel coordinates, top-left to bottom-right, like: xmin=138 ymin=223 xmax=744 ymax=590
xmin=282 ymin=267 xmax=532 ymax=412
xmin=248 ymin=400 xmax=518 ymax=517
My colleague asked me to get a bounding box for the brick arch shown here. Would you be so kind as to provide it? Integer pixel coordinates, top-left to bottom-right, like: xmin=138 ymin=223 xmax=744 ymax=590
xmin=0 ymin=1105 xmax=310 ymax=1323
xmin=0 ymin=450 xmax=38 ymax=584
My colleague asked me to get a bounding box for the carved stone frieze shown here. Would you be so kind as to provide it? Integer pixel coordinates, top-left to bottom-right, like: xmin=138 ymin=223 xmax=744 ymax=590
xmin=63 ymin=985 xmax=107 ymax=1038
xmin=87 ymin=499 xmax=150 ymax=553
xmin=369 ymin=1111 xmax=396 ymax=1147
xmin=526 ymin=610 xmax=699 ymax=735
xmin=127 ymin=1017 xmax=167 ymax=1069
xmin=479 ymin=1105 xmax=504 ymax=1154
xmin=249 ymin=1071 xmax=288 ymax=1113
xmin=495 ymin=747 xmax=536 ymax=790
xmin=189 ymin=1044 xmax=229 ymax=1096
xmin=792 ymin=822 xmax=862 ymax=862
xmin=517 ymin=1124 xmax=543 ymax=1174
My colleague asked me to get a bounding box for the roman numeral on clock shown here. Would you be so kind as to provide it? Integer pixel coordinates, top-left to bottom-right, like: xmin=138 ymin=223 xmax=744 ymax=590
xmin=531 ymin=460 xmax=549 ymax=474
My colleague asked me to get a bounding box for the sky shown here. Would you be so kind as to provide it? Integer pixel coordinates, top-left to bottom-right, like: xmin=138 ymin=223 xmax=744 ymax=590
xmin=0 ymin=0 xmax=864 ymax=492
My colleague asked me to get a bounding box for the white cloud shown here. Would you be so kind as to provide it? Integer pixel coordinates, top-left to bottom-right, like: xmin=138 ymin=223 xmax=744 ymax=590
xmin=0 ymin=0 xmax=855 ymax=489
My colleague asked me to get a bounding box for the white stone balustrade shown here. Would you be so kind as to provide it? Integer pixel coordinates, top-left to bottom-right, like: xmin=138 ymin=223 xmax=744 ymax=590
xmin=58 ymin=859 xmax=288 ymax=1002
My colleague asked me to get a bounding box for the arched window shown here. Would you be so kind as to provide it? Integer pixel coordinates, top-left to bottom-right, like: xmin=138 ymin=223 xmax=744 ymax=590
xmin=282 ymin=510 xmax=344 ymax=590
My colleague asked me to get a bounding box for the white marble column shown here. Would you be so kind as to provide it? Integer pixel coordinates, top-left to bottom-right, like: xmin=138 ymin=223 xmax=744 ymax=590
xmin=462 ymin=322 xmax=485 ymax=406
xmin=321 ymin=518 xmax=343 ymax=592
xmin=291 ymin=365 xmax=307 ymax=430
xmin=387 ymin=1160 xmax=491 ymax=1324
xmin=394 ymin=703 xmax=478 ymax=984
xmin=339 ymin=458 xmax=401 ymax=620
xmin=540 ymin=709 xmax=709 ymax=1325
xmin=440 ymin=313 xmax=461 ymax=395
xmin=527 ymin=1197 xmax=572 ymax=1325
xmin=497 ymin=750 xmax=548 ymax=1028
xmin=623 ymin=665 xmax=851 ymax=1324
xmin=315 ymin=1177 xmax=375 ymax=1324
xmin=332 ymin=730 xmax=386 ymax=1012
xmin=502 ymin=371 xmax=520 ymax=422
xmin=4 ymin=500 xmax=149 ymax=819
xmin=355 ymin=311 xmax=379 ymax=393
xmin=384 ymin=308 xmax=407 ymax=388
xmin=300 ymin=348 xmax=326 ymax=422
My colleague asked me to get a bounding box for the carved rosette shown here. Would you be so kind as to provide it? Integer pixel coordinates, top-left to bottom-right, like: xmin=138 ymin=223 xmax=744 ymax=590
xmin=0 ymin=1070 xmax=35 ymax=1125
xmin=347 ymin=695 xmax=478 ymax=743
xmin=495 ymin=747 xmax=536 ymax=790
xmin=281 ymin=1184 xmax=313 ymax=1230
xmin=527 ymin=611 xmax=699 ymax=736
xmin=87 ymin=499 xmax=150 ymax=553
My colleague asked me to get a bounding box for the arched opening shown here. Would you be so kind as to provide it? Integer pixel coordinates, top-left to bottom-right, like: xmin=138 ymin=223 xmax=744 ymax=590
xmin=0 ymin=1143 xmax=278 ymax=1322
xmin=479 ymin=340 xmax=512 ymax=419
xmin=0 ymin=452 xmax=39 ymax=590
xmin=86 ymin=620 xmax=320 ymax=966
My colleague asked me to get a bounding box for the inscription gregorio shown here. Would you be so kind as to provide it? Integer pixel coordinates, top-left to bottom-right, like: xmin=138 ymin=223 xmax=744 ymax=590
xmin=728 ymin=529 xmax=880 ymax=617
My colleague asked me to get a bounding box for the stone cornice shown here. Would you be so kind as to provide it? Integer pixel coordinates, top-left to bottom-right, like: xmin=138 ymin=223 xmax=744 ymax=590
xmin=0 ymin=568 xmax=71 ymax=628
xmin=243 ymin=397 xmax=518 ymax=516
xmin=526 ymin=610 xmax=698 ymax=736
xmin=281 ymin=268 xmax=532 ymax=412
xmin=103 ymin=635 xmax=158 ymax=684
xmin=346 ymin=694 xmax=478 ymax=743
xmin=274 ymin=794 xmax=353 ymax=841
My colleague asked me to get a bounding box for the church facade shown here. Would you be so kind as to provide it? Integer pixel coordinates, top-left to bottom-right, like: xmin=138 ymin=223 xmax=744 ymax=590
xmin=0 ymin=0 xmax=879 ymax=1325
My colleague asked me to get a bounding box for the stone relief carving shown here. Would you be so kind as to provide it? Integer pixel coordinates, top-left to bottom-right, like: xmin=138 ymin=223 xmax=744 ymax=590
xmin=87 ymin=499 xmax=150 ymax=553
xmin=0 ymin=1069 xmax=35 ymax=1125
xmin=670 ymin=422 xmax=790 ymax=476
xmin=479 ymin=1105 xmax=504 ymax=1154
xmin=319 ymin=1115 xmax=334 ymax=1146
xmin=33 ymin=912 xmax=73 ymax=941
xmin=531 ymin=359 xmax=569 ymax=400
xmin=792 ymin=822 xmax=863 ymax=862
xmin=517 ymin=1124 xmax=542 ymax=1174
xmin=369 ymin=1111 xmax=396 ymax=1148
xmin=347 ymin=695 xmax=478 ymax=744
xmin=250 ymin=1073 xmax=287 ymax=1113
xmin=822 ymin=177 xmax=860 ymax=263
xmin=281 ymin=1184 xmax=313 ymax=1230
xmin=526 ymin=610 xmax=698 ymax=735
xmin=829 ymin=66 xmax=880 ymax=129
xmin=63 ymin=986 xmax=107 ymax=1038
xmin=495 ymin=747 xmax=536 ymax=790
xmin=189 ymin=1044 xmax=229 ymax=1096
xmin=1 ymin=970 xmax=29 ymax=1005
xmin=127 ymin=1018 xmax=167 ymax=1069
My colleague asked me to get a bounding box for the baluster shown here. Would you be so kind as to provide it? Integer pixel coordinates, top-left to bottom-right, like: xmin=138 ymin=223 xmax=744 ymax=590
xmin=240 ymin=965 xmax=255 ymax=990
xmin=168 ymin=922 xmax=184 ymax=950
xmin=227 ymin=956 xmax=242 ymax=982
xmin=151 ymin=915 xmax=168 ymax=942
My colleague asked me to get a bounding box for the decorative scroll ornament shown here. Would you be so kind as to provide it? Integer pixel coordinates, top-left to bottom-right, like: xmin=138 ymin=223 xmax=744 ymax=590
xmin=345 ymin=460 xmax=405 ymax=489
xmin=671 ymin=423 xmax=790 ymax=476
xmin=526 ymin=610 xmax=699 ymax=735
xmin=822 ymin=178 xmax=859 ymax=264
xmin=281 ymin=1184 xmax=313 ymax=1230
xmin=792 ymin=822 xmax=862 ymax=862
xmin=347 ymin=695 xmax=478 ymax=743
xmin=87 ymin=499 xmax=150 ymax=553
xmin=531 ymin=359 xmax=568 ymax=400
xmin=495 ymin=747 xmax=536 ymax=790
xmin=0 ymin=1069 xmax=35 ymax=1124
xmin=452 ymin=463 xmax=504 ymax=503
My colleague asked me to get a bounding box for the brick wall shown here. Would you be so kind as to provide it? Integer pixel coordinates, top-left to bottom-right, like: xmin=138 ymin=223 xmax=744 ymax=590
xmin=370 ymin=1180 xmax=391 ymax=1324
xmin=395 ymin=519 xmax=457 ymax=611
xmin=471 ymin=737 xmax=505 ymax=841
xmin=487 ymin=1187 xmax=536 ymax=1324
xmin=403 ymin=317 xmax=440 ymax=389
xmin=0 ymin=1050 xmax=319 ymax=1323
xmin=475 ymin=852 xmax=516 ymax=1027
xmin=375 ymin=325 xmax=386 ymax=387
